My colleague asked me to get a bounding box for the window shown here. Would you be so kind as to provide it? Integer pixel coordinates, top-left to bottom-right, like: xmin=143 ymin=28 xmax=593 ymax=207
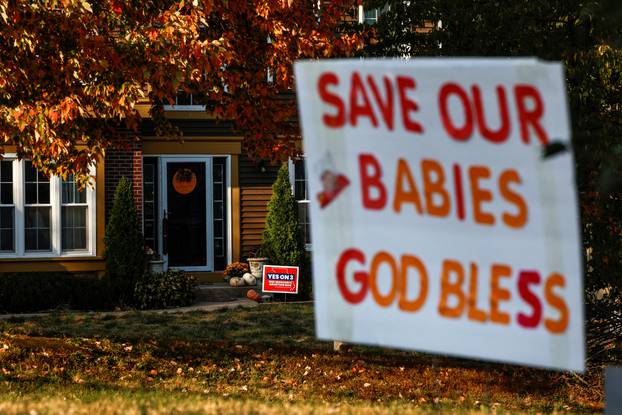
xmin=358 ymin=6 xmax=381 ymax=24
xmin=170 ymin=90 xmax=206 ymax=107
xmin=0 ymin=157 xmax=96 ymax=258
xmin=164 ymin=72 xmax=210 ymax=110
xmin=364 ymin=8 xmax=379 ymax=24
xmin=161 ymin=88 xmax=207 ymax=110
xmin=24 ymin=161 xmax=51 ymax=251
xmin=290 ymin=159 xmax=311 ymax=248
xmin=0 ymin=160 xmax=14 ymax=252
xmin=61 ymin=174 xmax=87 ymax=250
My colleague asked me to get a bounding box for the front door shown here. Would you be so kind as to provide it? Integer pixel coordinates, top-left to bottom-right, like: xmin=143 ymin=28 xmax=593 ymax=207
xmin=162 ymin=158 xmax=212 ymax=270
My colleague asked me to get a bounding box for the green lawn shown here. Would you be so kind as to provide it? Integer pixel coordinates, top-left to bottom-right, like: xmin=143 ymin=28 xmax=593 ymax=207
xmin=0 ymin=304 xmax=604 ymax=414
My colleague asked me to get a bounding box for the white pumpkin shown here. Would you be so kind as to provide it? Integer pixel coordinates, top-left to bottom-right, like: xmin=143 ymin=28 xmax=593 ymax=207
xmin=242 ymin=272 xmax=257 ymax=286
xmin=229 ymin=277 xmax=243 ymax=287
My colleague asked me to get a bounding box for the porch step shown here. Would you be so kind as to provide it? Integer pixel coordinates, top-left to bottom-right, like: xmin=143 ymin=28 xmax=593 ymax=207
xmin=194 ymin=283 xmax=260 ymax=303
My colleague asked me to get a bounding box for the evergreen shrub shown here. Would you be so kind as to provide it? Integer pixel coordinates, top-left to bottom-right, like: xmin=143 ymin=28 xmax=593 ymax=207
xmin=261 ymin=164 xmax=311 ymax=299
xmin=104 ymin=176 xmax=145 ymax=305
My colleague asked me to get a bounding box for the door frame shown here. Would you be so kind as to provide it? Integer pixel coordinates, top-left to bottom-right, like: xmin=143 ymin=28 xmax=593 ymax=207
xmin=159 ymin=156 xmax=214 ymax=272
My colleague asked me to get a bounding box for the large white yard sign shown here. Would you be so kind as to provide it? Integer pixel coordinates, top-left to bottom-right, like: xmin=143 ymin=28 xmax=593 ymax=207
xmin=295 ymin=59 xmax=584 ymax=371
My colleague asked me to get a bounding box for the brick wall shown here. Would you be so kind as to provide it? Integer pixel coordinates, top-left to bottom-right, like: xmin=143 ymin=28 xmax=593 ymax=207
xmin=104 ymin=142 xmax=143 ymax=224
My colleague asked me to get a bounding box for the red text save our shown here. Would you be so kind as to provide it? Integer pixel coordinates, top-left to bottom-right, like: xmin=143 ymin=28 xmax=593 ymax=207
xmin=317 ymin=71 xmax=549 ymax=145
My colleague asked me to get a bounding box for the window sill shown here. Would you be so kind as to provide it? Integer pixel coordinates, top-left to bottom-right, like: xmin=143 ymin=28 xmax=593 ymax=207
xmin=163 ymin=105 xmax=207 ymax=112
xmin=0 ymin=256 xmax=105 ymax=273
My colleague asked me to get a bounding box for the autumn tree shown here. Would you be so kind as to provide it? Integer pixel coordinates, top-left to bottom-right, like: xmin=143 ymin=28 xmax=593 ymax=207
xmin=0 ymin=0 xmax=362 ymax=185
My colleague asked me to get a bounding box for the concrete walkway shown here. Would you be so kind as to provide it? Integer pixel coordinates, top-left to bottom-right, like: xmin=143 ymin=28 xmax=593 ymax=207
xmin=154 ymin=298 xmax=258 ymax=313
xmin=0 ymin=298 xmax=258 ymax=320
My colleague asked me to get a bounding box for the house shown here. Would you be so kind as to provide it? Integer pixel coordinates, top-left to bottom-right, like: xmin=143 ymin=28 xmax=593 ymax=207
xmin=0 ymin=5 xmax=392 ymax=281
xmin=0 ymin=94 xmax=315 ymax=282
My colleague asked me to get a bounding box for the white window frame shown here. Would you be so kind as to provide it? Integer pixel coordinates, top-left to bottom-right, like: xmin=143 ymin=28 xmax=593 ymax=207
xmin=0 ymin=155 xmax=97 ymax=259
xmin=288 ymin=158 xmax=312 ymax=251
xmin=163 ymin=71 xmax=227 ymax=111
xmin=359 ymin=4 xmax=391 ymax=25
xmin=359 ymin=5 xmax=380 ymax=25
xmin=60 ymin=173 xmax=90 ymax=252
xmin=0 ymin=157 xmax=16 ymax=253
xmin=163 ymin=96 xmax=207 ymax=112
xmin=23 ymin=160 xmax=53 ymax=252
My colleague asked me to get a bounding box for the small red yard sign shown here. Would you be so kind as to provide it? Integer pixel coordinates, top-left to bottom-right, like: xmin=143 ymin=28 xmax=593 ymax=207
xmin=262 ymin=265 xmax=299 ymax=294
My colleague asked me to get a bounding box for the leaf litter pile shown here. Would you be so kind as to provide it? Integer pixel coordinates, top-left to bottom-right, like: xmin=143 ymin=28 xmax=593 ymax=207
xmin=0 ymin=304 xmax=605 ymax=414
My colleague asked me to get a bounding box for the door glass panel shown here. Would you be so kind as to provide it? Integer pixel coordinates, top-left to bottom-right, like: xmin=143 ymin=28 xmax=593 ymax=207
xmin=213 ymin=201 xmax=223 ymax=218
xmin=167 ymin=162 xmax=207 ymax=267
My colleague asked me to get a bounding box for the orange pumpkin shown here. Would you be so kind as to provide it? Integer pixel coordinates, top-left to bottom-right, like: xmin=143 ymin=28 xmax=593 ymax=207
xmin=246 ymin=289 xmax=262 ymax=303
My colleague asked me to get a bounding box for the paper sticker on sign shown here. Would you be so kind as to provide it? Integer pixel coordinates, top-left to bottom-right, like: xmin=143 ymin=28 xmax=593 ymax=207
xmin=294 ymin=58 xmax=585 ymax=372
xmin=262 ymin=265 xmax=299 ymax=294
